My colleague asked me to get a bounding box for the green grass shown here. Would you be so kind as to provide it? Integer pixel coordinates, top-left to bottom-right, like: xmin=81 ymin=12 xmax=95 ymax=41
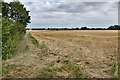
xmin=111 ymin=62 xmax=118 ymax=78
xmin=39 ymin=41 xmax=47 ymax=49
xmin=38 ymin=60 xmax=85 ymax=78
xmin=2 ymin=64 xmax=17 ymax=76
xmin=2 ymin=18 xmax=26 ymax=60
xmin=28 ymin=33 xmax=48 ymax=49
xmin=28 ymin=33 xmax=39 ymax=47
xmin=38 ymin=68 xmax=56 ymax=78
xmin=118 ymin=56 xmax=120 ymax=79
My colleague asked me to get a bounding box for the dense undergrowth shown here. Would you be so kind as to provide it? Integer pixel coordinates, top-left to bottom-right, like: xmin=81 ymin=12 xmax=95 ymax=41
xmin=2 ymin=18 xmax=26 ymax=60
xmin=2 ymin=1 xmax=30 ymax=60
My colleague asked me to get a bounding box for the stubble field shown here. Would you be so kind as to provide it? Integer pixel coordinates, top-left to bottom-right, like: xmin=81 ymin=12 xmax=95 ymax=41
xmin=3 ymin=30 xmax=118 ymax=78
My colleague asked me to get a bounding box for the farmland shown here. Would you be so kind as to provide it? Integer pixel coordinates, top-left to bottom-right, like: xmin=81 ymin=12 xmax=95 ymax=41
xmin=3 ymin=30 xmax=118 ymax=78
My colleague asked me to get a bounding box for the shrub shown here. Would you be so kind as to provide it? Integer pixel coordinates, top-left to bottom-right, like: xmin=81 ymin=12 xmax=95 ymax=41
xmin=2 ymin=18 xmax=25 ymax=60
xmin=2 ymin=0 xmax=31 ymax=60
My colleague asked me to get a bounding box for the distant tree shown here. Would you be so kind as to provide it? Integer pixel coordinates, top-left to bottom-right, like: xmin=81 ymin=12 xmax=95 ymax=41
xmin=76 ymin=27 xmax=79 ymax=30
xmin=81 ymin=27 xmax=88 ymax=30
xmin=108 ymin=25 xmax=120 ymax=30
xmin=91 ymin=28 xmax=95 ymax=30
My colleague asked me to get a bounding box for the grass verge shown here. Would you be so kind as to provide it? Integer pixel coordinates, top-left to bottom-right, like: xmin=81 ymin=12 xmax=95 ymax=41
xmin=39 ymin=41 xmax=47 ymax=49
xmin=111 ymin=61 xmax=118 ymax=78
xmin=28 ymin=33 xmax=39 ymax=47
xmin=28 ymin=33 xmax=48 ymax=49
xmin=38 ymin=60 xmax=85 ymax=78
xmin=2 ymin=64 xmax=16 ymax=76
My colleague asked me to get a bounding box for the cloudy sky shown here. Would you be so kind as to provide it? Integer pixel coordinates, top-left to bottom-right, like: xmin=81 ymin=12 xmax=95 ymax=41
xmin=4 ymin=0 xmax=119 ymax=28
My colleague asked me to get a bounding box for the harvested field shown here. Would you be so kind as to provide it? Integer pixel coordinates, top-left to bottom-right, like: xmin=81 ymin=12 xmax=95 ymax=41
xmin=3 ymin=30 xmax=118 ymax=78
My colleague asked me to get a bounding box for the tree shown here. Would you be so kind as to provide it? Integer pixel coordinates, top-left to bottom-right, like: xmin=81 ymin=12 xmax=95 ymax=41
xmin=81 ymin=27 xmax=88 ymax=30
xmin=2 ymin=2 xmax=10 ymax=18
xmin=2 ymin=1 xmax=31 ymax=60
xmin=2 ymin=1 xmax=31 ymax=27
xmin=9 ymin=1 xmax=31 ymax=27
xmin=108 ymin=25 xmax=120 ymax=30
xmin=76 ymin=27 xmax=79 ymax=30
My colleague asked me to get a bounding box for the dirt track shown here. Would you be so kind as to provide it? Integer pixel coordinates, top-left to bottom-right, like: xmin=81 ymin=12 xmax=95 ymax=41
xmin=3 ymin=30 xmax=118 ymax=78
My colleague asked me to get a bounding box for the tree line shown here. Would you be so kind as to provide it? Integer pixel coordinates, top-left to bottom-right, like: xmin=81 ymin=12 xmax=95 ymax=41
xmin=2 ymin=0 xmax=31 ymax=60
xmin=26 ymin=25 xmax=120 ymax=30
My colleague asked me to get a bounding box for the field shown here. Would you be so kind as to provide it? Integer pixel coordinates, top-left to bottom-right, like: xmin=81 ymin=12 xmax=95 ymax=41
xmin=3 ymin=30 xmax=118 ymax=78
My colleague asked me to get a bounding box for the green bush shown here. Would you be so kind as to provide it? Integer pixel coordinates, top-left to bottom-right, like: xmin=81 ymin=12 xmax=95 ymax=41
xmin=2 ymin=1 xmax=31 ymax=60
xmin=2 ymin=18 xmax=25 ymax=60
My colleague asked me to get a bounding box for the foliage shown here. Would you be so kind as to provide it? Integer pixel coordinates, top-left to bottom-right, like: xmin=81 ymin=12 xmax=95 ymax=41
xmin=2 ymin=1 xmax=31 ymax=27
xmin=81 ymin=27 xmax=88 ymax=30
xmin=108 ymin=25 xmax=120 ymax=30
xmin=2 ymin=1 xmax=31 ymax=60
xmin=27 ymin=25 xmax=120 ymax=30
xmin=0 ymin=16 xmax=1 ymax=79
xmin=2 ymin=18 xmax=25 ymax=60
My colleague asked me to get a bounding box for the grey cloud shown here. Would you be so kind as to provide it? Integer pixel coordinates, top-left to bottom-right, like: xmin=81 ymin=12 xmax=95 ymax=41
xmin=24 ymin=1 xmax=118 ymax=27
xmin=29 ymin=2 xmax=117 ymax=14
xmin=56 ymin=2 xmax=87 ymax=13
xmin=41 ymin=14 xmax=61 ymax=19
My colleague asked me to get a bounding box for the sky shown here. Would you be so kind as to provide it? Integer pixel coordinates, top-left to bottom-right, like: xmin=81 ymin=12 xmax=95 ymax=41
xmin=4 ymin=0 xmax=119 ymax=28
